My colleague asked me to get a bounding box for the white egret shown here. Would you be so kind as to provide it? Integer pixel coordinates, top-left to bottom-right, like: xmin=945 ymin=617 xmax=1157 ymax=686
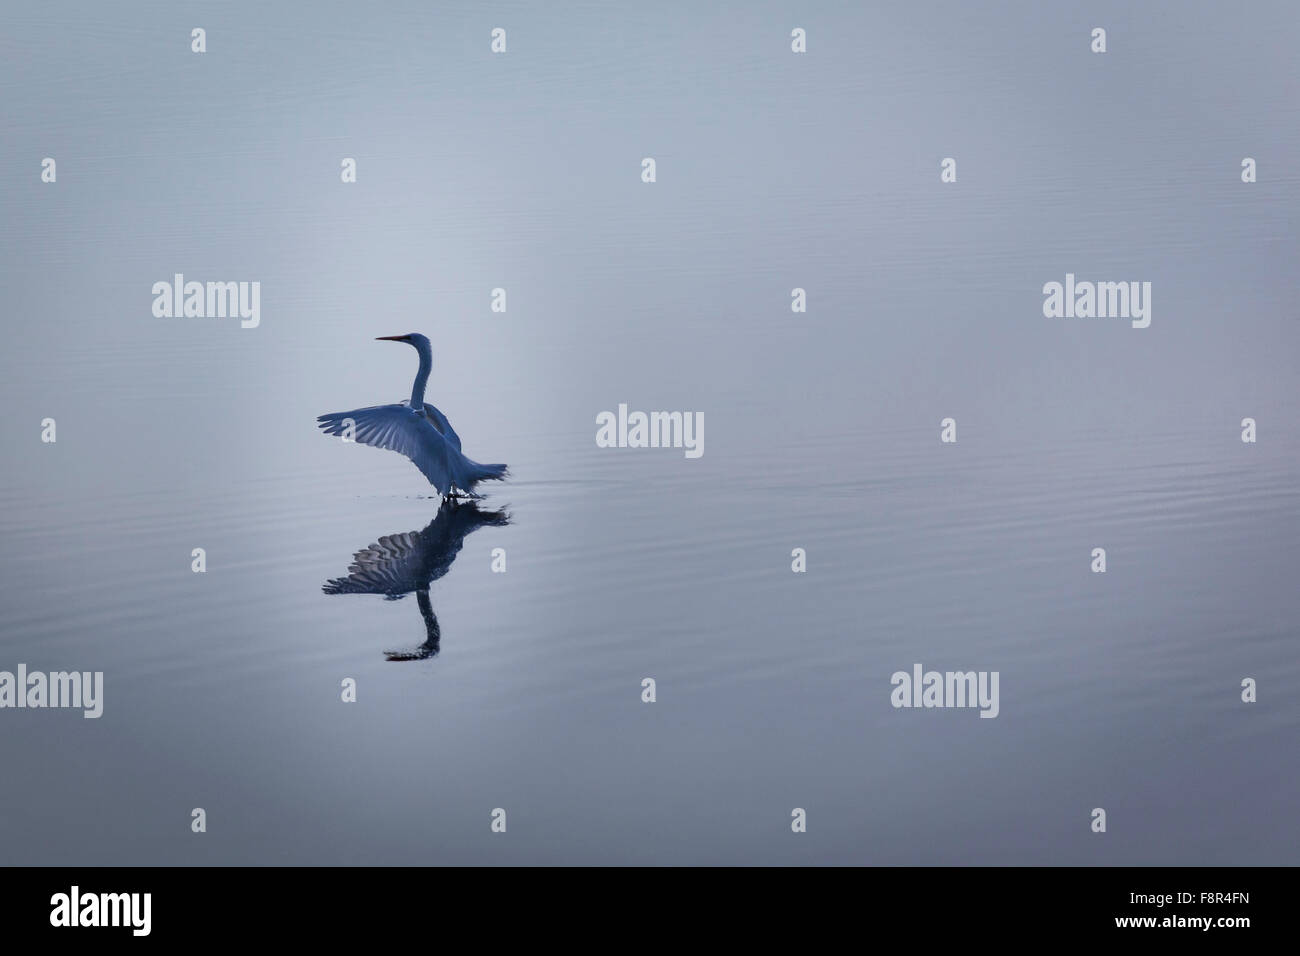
xmin=317 ymin=333 xmax=508 ymax=497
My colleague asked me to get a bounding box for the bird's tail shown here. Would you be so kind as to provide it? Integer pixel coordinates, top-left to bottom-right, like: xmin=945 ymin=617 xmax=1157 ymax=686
xmin=470 ymin=462 xmax=509 ymax=483
xmin=448 ymin=454 xmax=508 ymax=495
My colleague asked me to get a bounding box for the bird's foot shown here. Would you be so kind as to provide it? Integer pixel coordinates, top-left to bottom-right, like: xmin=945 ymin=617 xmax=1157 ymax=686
xmin=384 ymin=647 xmax=437 ymax=662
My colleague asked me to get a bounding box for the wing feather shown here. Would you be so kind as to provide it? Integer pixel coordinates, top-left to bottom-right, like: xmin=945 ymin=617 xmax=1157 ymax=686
xmin=421 ymin=403 xmax=462 ymax=450
xmin=317 ymin=404 xmax=453 ymax=492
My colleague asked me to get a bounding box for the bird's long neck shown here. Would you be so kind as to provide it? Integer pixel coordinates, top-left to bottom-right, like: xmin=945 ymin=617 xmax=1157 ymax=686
xmin=409 ymin=340 xmax=432 ymax=408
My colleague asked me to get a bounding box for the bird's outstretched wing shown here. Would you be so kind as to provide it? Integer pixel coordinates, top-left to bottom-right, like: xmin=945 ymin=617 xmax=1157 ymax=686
xmin=317 ymin=403 xmax=453 ymax=491
xmin=422 ymin=403 xmax=462 ymax=451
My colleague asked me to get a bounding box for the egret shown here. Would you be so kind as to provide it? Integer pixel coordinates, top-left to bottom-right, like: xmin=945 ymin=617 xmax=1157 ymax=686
xmin=317 ymin=333 xmax=508 ymax=497
xmin=323 ymin=499 xmax=510 ymax=661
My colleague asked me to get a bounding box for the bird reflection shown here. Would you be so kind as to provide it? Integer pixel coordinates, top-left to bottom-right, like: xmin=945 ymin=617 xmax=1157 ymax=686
xmin=323 ymin=499 xmax=510 ymax=661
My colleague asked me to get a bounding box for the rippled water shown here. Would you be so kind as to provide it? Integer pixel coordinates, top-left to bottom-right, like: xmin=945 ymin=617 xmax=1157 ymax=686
xmin=2 ymin=0 xmax=1298 ymax=864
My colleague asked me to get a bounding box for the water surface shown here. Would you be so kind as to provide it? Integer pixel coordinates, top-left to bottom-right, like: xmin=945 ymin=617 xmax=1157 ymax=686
xmin=1 ymin=0 xmax=1297 ymax=865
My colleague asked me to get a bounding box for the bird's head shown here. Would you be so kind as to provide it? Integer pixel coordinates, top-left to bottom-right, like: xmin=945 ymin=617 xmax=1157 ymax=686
xmin=376 ymin=332 xmax=430 ymax=350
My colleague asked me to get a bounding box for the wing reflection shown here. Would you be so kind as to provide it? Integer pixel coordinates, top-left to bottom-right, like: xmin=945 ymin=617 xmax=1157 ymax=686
xmin=323 ymin=499 xmax=510 ymax=661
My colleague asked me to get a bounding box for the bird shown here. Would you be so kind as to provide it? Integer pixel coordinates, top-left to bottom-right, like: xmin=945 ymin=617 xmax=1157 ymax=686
xmin=317 ymin=333 xmax=508 ymax=498
xmin=323 ymin=498 xmax=511 ymax=661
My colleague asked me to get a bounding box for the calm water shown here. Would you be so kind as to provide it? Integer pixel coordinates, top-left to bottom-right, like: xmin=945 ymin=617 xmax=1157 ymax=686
xmin=1 ymin=1 xmax=1298 ymax=865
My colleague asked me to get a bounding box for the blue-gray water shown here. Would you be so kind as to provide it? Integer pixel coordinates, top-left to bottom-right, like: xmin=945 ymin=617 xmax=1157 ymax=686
xmin=1 ymin=1 xmax=1297 ymax=865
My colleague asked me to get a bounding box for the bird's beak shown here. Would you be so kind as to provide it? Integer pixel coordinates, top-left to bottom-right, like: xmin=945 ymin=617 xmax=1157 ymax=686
xmin=375 ymin=335 xmax=407 ymax=341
